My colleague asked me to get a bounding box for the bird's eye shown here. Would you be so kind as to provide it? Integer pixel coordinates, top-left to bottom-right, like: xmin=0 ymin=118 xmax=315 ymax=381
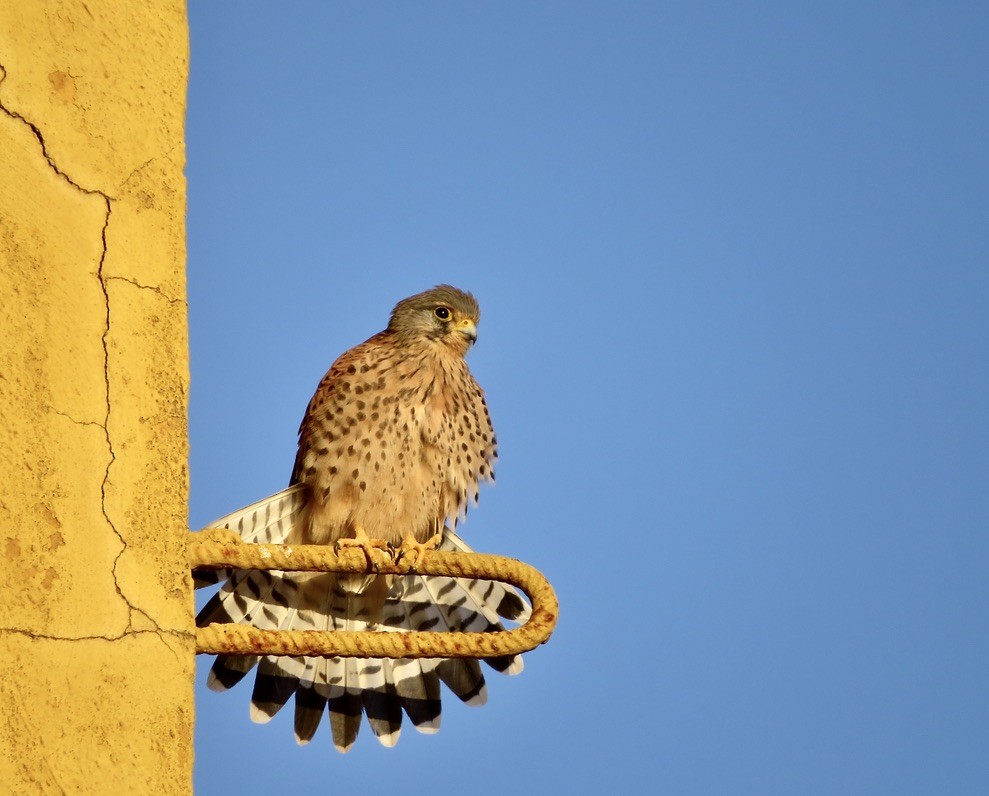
xmin=434 ymin=306 xmax=451 ymax=321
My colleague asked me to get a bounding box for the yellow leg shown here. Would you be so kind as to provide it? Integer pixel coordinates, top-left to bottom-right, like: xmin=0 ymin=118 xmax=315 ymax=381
xmin=395 ymin=531 xmax=443 ymax=571
xmin=335 ymin=524 xmax=392 ymax=572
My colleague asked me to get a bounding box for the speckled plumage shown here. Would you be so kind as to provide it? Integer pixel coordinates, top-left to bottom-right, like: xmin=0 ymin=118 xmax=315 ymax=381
xmin=293 ymin=285 xmax=496 ymax=547
xmin=197 ymin=286 xmax=528 ymax=752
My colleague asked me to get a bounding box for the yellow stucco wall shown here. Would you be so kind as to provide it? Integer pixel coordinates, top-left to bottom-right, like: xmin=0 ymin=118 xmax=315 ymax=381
xmin=0 ymin=3 xmax=192 ymax=792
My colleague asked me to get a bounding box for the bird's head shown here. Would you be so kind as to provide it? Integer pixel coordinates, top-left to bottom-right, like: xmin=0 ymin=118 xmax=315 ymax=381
xmin=388 ymin=285 xmax=482 ymax=354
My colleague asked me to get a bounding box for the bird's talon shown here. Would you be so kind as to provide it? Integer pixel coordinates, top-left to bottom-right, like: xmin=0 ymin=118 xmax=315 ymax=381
xmin=335 ymin=527 xmax=393 ymax=572
xmin=395 ymin=532 xmax=443 ymax=571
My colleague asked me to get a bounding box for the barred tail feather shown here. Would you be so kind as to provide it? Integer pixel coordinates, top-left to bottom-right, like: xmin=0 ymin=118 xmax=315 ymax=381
xmin=391 ymin=656 xmax=442 ymax=734
xmin=194 ymin=485 xmax=308 ymax=588
xmin=196 ymin=492 xmax=530 ymax=751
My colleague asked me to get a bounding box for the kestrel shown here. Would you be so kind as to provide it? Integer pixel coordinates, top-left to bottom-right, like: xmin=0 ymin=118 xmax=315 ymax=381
xmin=196 ymin=285 xmax=529 ymax=751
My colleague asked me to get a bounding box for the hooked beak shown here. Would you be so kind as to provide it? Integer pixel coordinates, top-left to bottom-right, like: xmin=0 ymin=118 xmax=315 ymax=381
xmin=457 ymin=318 xmax=478 ymax=343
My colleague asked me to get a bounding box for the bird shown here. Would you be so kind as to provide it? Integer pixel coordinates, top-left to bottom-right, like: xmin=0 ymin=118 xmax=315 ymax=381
xmin=196 ymin=285 xmax=530 ymax=752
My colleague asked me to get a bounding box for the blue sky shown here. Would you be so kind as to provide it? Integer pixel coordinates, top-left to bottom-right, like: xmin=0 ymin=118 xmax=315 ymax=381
xmin=187 ymin=3 xmax=988 ymax=793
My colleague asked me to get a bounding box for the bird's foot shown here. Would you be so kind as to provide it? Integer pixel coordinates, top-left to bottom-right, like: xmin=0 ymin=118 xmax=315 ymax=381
xmin=335 ymin=525 xmax=392 ymax=572
xmin=395 ymin=532 xmax=443 ymax=571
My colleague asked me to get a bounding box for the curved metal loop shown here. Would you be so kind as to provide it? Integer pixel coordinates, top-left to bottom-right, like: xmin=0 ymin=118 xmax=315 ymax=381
xmin=189 ymin=530 xmax=559 ymax=659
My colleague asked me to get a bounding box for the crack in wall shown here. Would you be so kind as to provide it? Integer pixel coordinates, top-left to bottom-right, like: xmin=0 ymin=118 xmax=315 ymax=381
xmin=119 ymin=145 xmax=179 ymax=192
xmin=106 ymin=274 xmax=184 ymax=306
xmin=51 ymin=407 xmax=105 ymax=429
xmin=95 ymin=209 xmax=172 ymax=636
xmin=1 ymin=60 xmax=171 ymax=639
xmin=0 ymin=63 xmax=107 ymax=198
xmin=1 ymin=624 xmax=191 ymax=645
